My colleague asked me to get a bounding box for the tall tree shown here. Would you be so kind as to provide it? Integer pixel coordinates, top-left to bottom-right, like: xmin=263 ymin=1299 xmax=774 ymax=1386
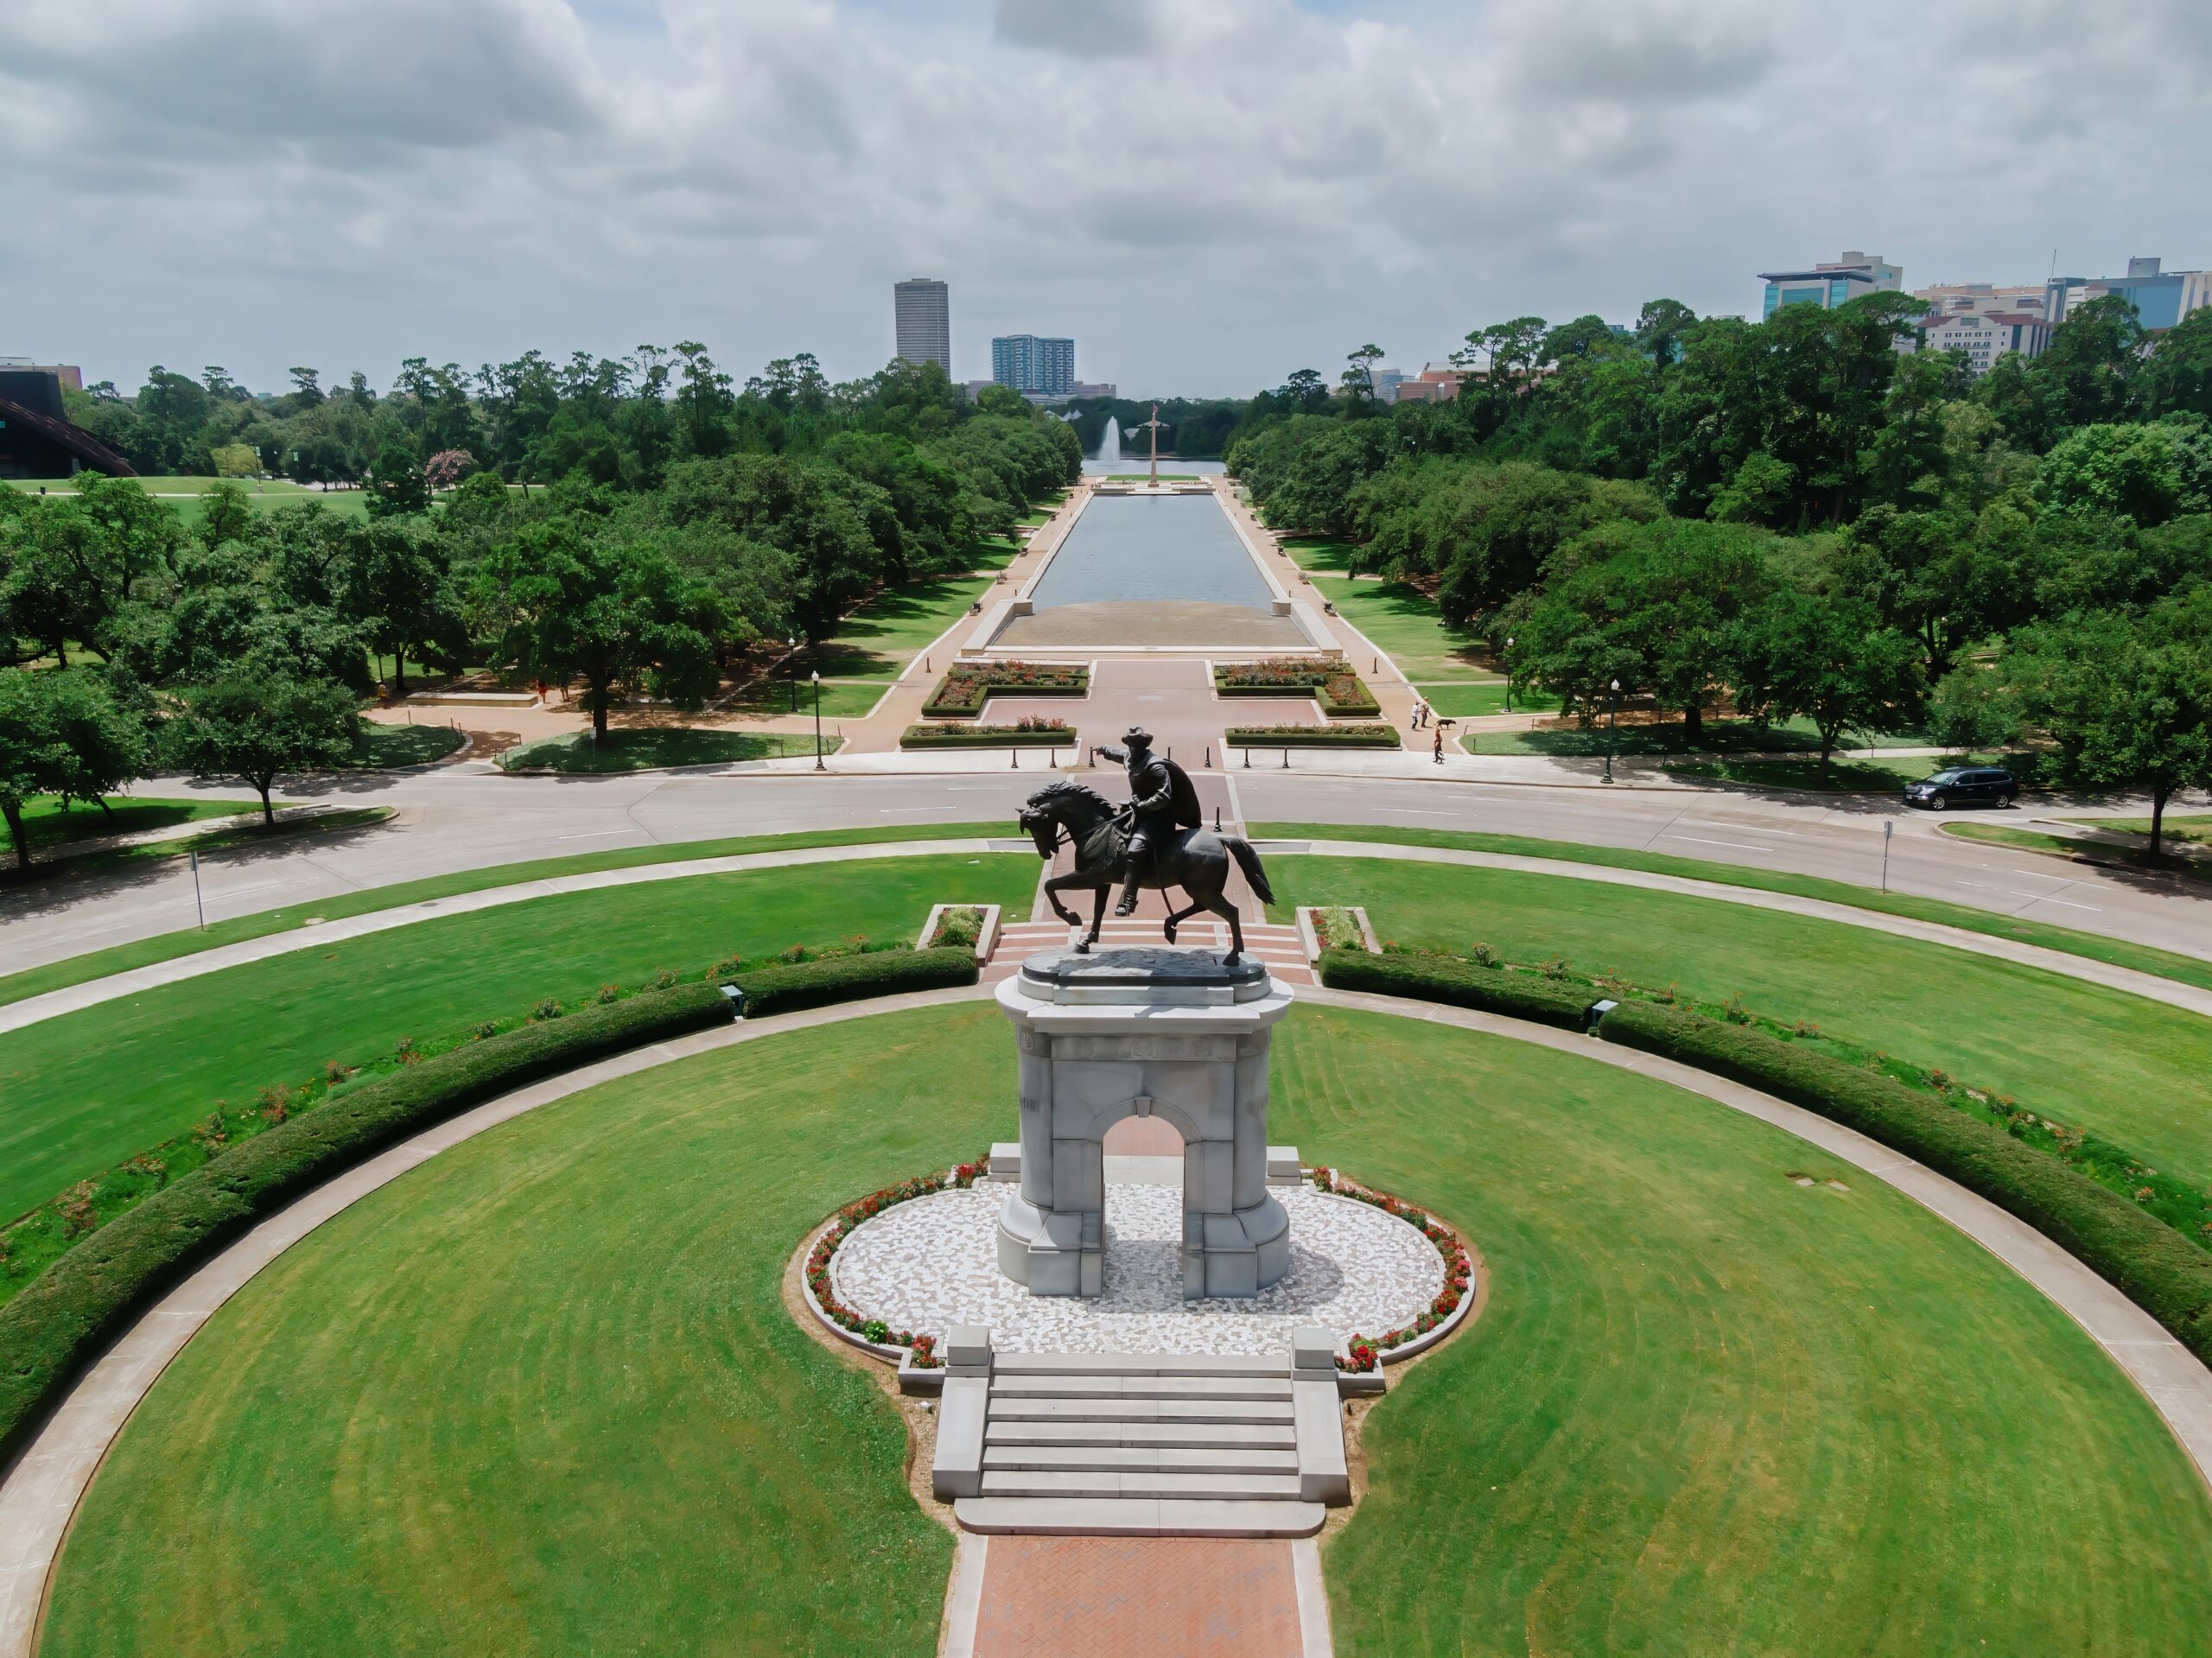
xmin=0 ymin=666 xmax=150 ymax=870
xmin=477 ymin=518 xmax=720 ymax=738
xmin=166 ymin=670 xmax=360 ymax=825
xmin=1728 ymin=591 xmax=1924 ymax=778
xmin=343 ymin=518 xmax=463 ymax=696
xmin=2004 ymin=595 xmax=2212 ymax=856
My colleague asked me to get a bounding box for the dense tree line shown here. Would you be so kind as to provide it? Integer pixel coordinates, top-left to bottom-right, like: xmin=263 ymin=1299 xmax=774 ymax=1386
xmin=1 ymin=360 xmax=1079 ymax=866
xmin=1230 ymin=297 xmax=2212 ymax=846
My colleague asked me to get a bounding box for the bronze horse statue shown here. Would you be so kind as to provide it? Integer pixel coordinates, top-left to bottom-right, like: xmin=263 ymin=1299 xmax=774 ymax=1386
xmin=1018 ymin=781 xmax=1274 ymax=964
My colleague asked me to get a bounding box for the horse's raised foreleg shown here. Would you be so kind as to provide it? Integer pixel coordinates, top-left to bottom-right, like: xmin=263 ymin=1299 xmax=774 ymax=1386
xmin=1160 ymin=890 xmax=1208 ymax=946
xmin=1041 ymin=869 xmax=1099 ymax=933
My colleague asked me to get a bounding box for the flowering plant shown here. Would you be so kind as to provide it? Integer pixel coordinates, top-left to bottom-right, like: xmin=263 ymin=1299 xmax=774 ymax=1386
xmin=804 ymin=1154 xmax=989 ymax=1368
xmin=1309 ymin=1166 xmax=1474 ymax=1371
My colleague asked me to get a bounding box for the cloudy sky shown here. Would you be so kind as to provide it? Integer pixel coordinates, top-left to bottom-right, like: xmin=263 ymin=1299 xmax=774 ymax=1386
xmin=3 ymin=0 xmax=2206 ymax=397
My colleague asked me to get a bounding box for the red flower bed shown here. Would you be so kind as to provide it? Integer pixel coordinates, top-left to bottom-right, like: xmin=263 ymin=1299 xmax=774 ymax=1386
xmin=1307 ymin=1166 xmax=1474 ymax=1372
xmin=805 ymin=1155 xmax=989 ymax=1366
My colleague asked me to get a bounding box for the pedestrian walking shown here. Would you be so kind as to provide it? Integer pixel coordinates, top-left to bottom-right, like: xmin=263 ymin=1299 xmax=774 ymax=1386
xmin=1433 ymin=724 xmax=1444 ymax=765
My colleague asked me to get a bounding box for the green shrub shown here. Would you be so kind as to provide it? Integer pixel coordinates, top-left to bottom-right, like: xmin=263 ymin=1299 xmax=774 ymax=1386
xmin=899 ymin=723 xmax=1072 ymax=748
xmin=0 ymin=982 xmax=732 ymax=1466
xmin=1596 ymin=1000 xmax=2212 ymax=1363
xmin=1317 ymin=947 xmax=1591 ymax=1030
xmin=732 ymin=946 xmax=979 ymax=1018
xmin=1226 ymin=724 xmax=1400 ymax=748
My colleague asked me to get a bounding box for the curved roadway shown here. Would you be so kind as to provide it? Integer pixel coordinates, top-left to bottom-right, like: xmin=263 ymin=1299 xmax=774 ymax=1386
xmin=5 ymin=768 xmax=2207 ymax=975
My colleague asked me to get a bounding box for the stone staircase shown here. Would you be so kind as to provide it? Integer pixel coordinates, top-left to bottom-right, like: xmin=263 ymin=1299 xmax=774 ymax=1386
xmin=937 ymin=1337 xmax=1347 ymax=1537
xmin=986 ymin=918 xmax=1312 ymax=985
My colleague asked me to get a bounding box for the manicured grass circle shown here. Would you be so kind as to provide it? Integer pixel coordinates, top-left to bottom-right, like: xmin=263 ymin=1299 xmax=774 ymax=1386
xmin=40 ymin=1005 xmax=2212 ymax=1654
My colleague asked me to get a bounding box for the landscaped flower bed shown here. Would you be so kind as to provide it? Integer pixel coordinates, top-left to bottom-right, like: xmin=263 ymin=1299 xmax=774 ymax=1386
xmin=1214 ymin=658 xmax=1380 ymax=718
xmin=922 ymin=661 xmax=1090 ymax=719
xmin=804 ymin=1157 xmax=989 ymax=1366
xmin=1226 ymin=723 xmax=1401 ymax=748
xmin=901 ymin=719 xmax=1074 ymax=748
xmin=1306 ymin=1167 xmax=1473 ymax=1371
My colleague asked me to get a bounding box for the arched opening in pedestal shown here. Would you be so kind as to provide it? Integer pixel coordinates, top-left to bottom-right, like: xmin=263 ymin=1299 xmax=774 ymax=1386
xmin=1102 ymin=1115 xmax=1185 ymax=1159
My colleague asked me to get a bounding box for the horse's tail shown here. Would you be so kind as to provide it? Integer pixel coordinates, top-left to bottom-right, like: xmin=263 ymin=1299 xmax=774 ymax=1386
xmin=1223 ymin=835 xmax=1274 ymax=906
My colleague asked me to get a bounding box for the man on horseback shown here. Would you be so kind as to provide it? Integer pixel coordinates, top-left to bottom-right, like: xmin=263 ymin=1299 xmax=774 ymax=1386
xmin=1090 ymin=727 xmax=1202 ymax=917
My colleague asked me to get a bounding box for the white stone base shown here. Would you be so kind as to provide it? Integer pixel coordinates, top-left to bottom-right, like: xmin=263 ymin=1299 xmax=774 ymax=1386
xmin=832 ymin=1182 xmax=1444 ymax=1356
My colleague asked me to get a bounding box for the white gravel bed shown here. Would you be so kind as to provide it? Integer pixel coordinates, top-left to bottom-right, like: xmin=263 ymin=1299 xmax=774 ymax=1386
xmin=829 ymin=1183 xmax=1446 ymax=1355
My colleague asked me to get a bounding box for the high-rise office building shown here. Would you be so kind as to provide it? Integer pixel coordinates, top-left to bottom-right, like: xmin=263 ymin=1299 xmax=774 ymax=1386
xmin=1758 ymin=251 xmax=1903 ymax=317
xmin=990 ymin=334 xmax=1076 ymax=397
xmin=893 ymin=279 xmax=950 ymax=373
xmin=2044 ymin=257 xmax=2212 ymax=332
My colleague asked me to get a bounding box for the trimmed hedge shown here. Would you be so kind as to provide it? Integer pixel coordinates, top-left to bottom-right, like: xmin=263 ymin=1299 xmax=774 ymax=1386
xmin=1595 ymin=1001 xmax=2212 ymax=1363
xmin=1318 ymin=948 xmax=1591 ymax=1031
xmin=921 ymin=663 xmax=1089 ymax=719
xmin=899 ymin=724 xmax=1071 ymax=749
xmin=0 ymin=982 xmax=733 ymax=1466
xmin=731 ymin=945 xmax=979 ymax=1017
xmin=1227 ymin=724 xmax=1401 ymax=748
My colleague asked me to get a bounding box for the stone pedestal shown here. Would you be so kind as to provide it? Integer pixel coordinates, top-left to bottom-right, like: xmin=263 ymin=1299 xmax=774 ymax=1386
xmin=995 ymin=947 xmax=1294 ymax=1299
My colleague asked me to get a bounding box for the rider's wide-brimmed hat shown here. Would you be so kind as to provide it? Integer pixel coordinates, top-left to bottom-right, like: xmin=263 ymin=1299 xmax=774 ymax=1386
xmin=1122 ymin=726 xmax=1154 ymax=746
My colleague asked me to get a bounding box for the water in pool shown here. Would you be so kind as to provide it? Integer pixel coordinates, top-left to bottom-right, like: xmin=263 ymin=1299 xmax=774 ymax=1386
xmin=1027 ymin=493 xmax=1271 ymax=610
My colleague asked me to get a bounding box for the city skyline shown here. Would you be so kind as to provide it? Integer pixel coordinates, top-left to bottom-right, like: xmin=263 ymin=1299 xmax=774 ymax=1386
xmin=3 ymin=0 xmax=2208 ymax=397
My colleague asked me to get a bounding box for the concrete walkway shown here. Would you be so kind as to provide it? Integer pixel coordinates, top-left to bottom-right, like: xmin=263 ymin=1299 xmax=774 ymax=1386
xmin=7 ymin=984 xmax=2212 ymax=1655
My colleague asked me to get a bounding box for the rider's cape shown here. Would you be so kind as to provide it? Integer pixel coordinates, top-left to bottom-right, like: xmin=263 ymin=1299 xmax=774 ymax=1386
xmin=1137 ymin=753 xmax=1204 ymax=832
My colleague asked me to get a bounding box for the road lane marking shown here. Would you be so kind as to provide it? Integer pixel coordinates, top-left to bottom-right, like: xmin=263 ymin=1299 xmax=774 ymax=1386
xmin=1678 ymin=818 xmax=1797 ymax=835
xmin=555 ymin=829 xmax=635 ymax=841
xmin=1665 ymin=835 xmax=1773 ymax=853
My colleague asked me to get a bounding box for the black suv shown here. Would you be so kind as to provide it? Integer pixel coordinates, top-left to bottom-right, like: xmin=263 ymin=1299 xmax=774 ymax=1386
xmin=1904 ymin=766 xmax=2017 ymax=810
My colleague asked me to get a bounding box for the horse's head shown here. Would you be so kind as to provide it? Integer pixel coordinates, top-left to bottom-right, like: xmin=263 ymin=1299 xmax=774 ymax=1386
xmin=1017 ymin=781 xmax=1113 ymax=860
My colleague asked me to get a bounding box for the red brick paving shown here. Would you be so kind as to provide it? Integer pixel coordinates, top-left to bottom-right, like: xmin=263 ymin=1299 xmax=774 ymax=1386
xmin=972 ymin=1537 xmax=1306 ymax=1657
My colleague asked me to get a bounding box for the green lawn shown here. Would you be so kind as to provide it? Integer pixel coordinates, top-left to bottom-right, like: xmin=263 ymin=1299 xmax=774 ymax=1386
xmin=1252 ymin=820 xmax=2212 ymax=994
xmin=353 ymin=721 xmax=465 ymax=767
xmin=2063 ymin=812 xmax=2212 ymax=848
xmin=14 ymin=795 xmax=247 ymax=851
xmin=0 ymin=853 xmax=1037 ymax=1224
xmin=1466 ymin=718 xmax=1962 ymax=759
xmin=1665 ymin=754 xmax=1928 ymax=792
xmin=726 ymin=677 xmax=887 ymax=721
xmin=1279 ymin=536 xmax=1360 ymax=574
xmin=43 ymin=1006 xmax=2212 ymax=1654
xmin=0 ymin=823 xmax=1011 ymax=1012
xmin=1939 ymin=822 xmax=2211 ymax=884
xmin=1266 ymin=855 xmax=2212 ymax=1194
xmin=1325 ymin=579 xmax=1491 ymax=681
xmin=505 ymin=728 xmax=829 ymax=772
xmin=1414 ymin=681 xmax=1558 ymax=718
xmin=813 ymin=568 xmax=999 ymax=679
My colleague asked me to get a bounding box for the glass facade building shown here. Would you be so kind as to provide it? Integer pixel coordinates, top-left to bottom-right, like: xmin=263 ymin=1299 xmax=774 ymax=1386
xmin=990 ymin=334 xmax=1076 ymax=397
xmin=893 ymin=279 xmax=951 ymax=374
xmin=1758 ymin=251 xmax=1903 ymax=317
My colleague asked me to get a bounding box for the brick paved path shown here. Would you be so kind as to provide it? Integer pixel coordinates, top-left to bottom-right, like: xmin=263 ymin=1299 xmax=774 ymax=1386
xmin=971 ymin=1537 xmax=1308 ymax=1657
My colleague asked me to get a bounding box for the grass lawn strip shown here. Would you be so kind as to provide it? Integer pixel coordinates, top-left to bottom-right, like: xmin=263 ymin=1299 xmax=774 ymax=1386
xmin=0 ymin=822 xmax=1010 ymax=1012
xmin=1323 ymin=578 xmax=1491 ymax=682
xmin=502 ymin=727 xmax=830 ymax=773
xmin=812 ymin=562 xmax=1004 ymax=680
xmin=1250 ymin=821 xmax=2212 ymax=995
xmin=1941 ymin=821 xmax=2212 ymax=884
xmin=1664 ymin=754 xmax=1935 ymax=792
xmin=725 ymin=677 xmax=886 ymax=720
xmin=1414 ymin=681 xmax=1558 ymax=718
xmin=1264 ymin=853 xmax=2212 ymax=1197
xmin=0 ymin=851 xmax=1039 ymax=1226
xmin=2065 ymin=811 xmax=2212 ymax=848
xmin=14 ymin=795 xmax=248 ymax=852
xmin=41 ymin=1005 xmax=2212 ymax=1655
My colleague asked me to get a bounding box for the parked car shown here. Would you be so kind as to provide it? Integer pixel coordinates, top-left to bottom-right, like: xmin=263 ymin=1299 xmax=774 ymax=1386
xmin=1903 ymin=766 xmax=2017 ymax=810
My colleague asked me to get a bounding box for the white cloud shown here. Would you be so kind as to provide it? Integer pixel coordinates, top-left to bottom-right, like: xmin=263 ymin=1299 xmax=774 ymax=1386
xmin=0 ymin=0 xmax=2206 ymax=397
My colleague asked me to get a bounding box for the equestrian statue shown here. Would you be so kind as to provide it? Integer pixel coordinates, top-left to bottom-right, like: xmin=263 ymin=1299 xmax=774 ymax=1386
xmin=1016 ymin=727 xmax=1274 ymax=964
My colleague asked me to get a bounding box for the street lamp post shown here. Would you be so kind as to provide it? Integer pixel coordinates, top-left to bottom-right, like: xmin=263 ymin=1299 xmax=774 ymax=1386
xmin=1602 ymin=677 xmax=1621 ymax=784
xmin=787 ymin=638 xmax=798 ymax=711
xmin=1504 ymin=636 xmax=1515 ymax=714
xmin=811 ymin=670 xmax=825 ymax=771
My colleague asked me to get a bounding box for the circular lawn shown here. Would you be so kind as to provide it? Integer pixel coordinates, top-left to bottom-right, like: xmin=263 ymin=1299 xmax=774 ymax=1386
xmin=40 ymin=1004 xmax=2212 ymax=1655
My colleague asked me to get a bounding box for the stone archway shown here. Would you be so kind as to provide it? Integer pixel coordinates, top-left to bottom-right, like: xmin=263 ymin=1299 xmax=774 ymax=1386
xmin=991 ymin=947 xmax=1294 ymax=1299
